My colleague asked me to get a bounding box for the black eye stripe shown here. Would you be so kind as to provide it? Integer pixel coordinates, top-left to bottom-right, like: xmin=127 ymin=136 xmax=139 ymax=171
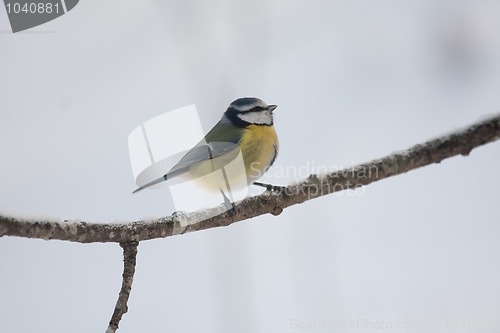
xmin=247 ymin=106 xmax=265 ymax=112
xmin=227 ymin=105 xmax=266 ymax=113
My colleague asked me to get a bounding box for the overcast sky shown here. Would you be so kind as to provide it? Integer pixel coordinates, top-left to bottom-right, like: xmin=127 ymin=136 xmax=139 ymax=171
xmin=1 ymin=1 xmax=500 ymax=332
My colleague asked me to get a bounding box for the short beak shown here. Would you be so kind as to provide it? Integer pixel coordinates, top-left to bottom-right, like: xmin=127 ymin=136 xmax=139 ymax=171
xmin=268 ymin=105 xmax=278 ymax=112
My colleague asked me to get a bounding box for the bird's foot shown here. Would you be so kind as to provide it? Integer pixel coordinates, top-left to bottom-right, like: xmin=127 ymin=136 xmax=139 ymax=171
xmin=220 ymin=190 xmax=236 ymax=215
xmin=253 ymin=182 xmax=286 ymax=193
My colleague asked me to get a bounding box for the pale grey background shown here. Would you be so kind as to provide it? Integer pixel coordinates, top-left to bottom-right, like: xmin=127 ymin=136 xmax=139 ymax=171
xmin=1 ymin=1 xmax=500 ymax=332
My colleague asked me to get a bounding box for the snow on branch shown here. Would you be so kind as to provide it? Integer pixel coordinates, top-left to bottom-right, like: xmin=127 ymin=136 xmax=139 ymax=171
xmin=1 ymin=114 xmax=499 ymax=244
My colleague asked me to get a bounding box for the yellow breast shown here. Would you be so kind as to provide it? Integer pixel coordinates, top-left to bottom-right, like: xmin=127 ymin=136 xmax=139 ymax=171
xmin=186 ymin=125 xmax=278 ymax=192
xmin=240 ymin=125 xmax=279 ymax=183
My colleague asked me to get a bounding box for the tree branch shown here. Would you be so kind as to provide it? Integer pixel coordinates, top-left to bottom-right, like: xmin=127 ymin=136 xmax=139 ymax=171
xmin=1 ymin=114 xmax=499 ymax=243
xmin=106 ymin=241 xmax=138 ymax=333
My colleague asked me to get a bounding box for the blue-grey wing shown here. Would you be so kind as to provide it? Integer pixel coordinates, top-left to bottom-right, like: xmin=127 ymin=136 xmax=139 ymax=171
xmin=167 ymin=120 xmax=242 ymax=178
xmin=132 ymin=120 xmax=241 ymax=193
xmin=166 ymin=141 xmax=239 ymax=179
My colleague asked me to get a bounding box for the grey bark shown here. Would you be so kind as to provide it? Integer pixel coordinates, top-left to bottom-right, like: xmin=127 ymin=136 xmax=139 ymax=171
xmin=1 ymin=114 xmax=499 ymax=244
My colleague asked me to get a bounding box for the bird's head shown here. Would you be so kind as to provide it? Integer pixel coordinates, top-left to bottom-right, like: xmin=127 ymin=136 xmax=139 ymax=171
xmin=225 ymin=97 xmax=277 ymax=127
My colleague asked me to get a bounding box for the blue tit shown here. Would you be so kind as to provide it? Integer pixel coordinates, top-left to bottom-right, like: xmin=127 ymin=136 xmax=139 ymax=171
xmin=133 ymin=97 xmax=279 ymax=205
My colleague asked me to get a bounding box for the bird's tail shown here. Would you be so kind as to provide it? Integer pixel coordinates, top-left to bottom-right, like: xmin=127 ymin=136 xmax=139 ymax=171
xmin=132 ymin=174 xmax=168 ymax=193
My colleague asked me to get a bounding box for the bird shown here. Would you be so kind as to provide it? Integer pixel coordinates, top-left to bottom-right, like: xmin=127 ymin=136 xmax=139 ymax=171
xmin=133 ymin=97 xmax=280 ymax=209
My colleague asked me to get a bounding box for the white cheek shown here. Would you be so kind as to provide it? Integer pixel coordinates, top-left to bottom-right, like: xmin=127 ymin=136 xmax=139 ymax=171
xmin=237 ymin=111 xmax=272 ymax=125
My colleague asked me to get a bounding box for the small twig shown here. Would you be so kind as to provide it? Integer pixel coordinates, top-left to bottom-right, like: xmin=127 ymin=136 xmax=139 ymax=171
xmin=106 ymin=242 xmax=139 ymax=333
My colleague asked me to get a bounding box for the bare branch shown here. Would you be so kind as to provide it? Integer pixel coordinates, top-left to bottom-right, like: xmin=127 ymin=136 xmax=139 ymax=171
xmin=106 ymin=241 xmax=139 ymax=333
xmin=1 ymin=114 xmax=499 ymax=243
